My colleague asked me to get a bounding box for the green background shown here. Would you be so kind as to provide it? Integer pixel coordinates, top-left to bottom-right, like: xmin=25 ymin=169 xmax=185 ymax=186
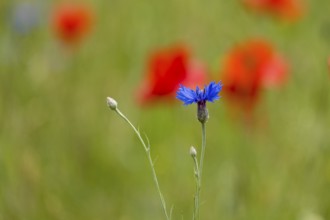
xmin=0 ymin=0 xmax=330 ymax=219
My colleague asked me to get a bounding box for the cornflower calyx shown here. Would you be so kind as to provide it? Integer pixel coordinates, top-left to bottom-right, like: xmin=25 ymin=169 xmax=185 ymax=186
xmin=197 ymin=100 xmax=209 ymax=123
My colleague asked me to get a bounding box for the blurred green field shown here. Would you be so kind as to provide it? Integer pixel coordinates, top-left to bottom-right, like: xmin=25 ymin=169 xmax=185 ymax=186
xmin=1 ymin=0 xmax=330 ymax=219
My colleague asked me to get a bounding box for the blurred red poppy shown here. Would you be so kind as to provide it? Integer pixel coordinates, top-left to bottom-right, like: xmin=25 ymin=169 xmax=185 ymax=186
xmin=221 ymin=40 xmax=288 ymax=113
xmin=137 ymin=46 xmax=207 ymax=105
xmin=243 ymin=0 xmax=303 ymax=20
xmin=52 ymin=3 xmax=93 ymax=45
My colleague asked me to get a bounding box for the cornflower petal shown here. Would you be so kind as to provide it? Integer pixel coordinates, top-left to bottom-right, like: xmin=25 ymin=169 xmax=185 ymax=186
xmin=205 ymin=82 xmax=222 ymax=102
xmin=176 ymin=85 xmax=197 ymax=105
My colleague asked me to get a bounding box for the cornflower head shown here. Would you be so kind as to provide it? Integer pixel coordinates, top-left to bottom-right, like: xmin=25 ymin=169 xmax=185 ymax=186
xmin=10 ymin=2 xmax=41 ymax=35
xmin=176 ymin=81 xmax=222 ymax=123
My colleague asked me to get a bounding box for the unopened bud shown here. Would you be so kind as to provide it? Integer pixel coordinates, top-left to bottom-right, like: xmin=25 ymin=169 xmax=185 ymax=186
xmin=190 ymin=146 xmax=197 ymax=157
xmin=107 ymin=97 xmax=118 ymax=110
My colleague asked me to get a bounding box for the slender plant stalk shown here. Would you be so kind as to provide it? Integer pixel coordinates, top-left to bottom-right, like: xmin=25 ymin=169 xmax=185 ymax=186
xmin=192 ymin=153 xmax=200 ymax=220
xmin=194 ymin=122 xmax=206 ymax=220
xmin=114 ymin=108 xmax=170 ymax=220
xmin=199 ymin=122 xmax=206 ymax=182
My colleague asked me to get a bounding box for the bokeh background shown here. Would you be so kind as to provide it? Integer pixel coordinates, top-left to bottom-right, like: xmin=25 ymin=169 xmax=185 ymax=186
xmin=1 ymin=0 xmax=330 ymax=219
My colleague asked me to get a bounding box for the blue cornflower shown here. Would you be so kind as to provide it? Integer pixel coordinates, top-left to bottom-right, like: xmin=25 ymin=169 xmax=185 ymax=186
xmin=176 ymin=81 xmax=222 ymax=123
xmin=10 ymin=3 xmax=41 ymax=35
xmin=176 ymin=81 xmax=222 ymax=105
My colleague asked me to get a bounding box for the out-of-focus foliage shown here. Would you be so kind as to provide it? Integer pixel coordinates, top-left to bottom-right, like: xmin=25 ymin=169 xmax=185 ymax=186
xmin=0 ymin=0 xmax=330 ymax=219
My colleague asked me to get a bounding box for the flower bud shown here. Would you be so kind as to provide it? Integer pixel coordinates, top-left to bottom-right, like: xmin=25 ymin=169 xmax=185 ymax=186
xmin=106 ymin=97 xmax=117 ymax=110
xmin=190 ymin=146 xmax=197 ymax=157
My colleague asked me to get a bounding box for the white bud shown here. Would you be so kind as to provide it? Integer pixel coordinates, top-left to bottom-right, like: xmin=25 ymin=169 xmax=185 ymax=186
xmin=107 ymin=97 xmax=118 ymax=110
xmin=190 ymin=146 xmax=197 ymax=157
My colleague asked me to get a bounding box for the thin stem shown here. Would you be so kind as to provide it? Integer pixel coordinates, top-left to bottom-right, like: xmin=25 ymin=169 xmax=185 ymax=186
xmin=196 ymin=122 xmax=206 ymax=219
xmin=192 ymin=155 xmax=200 ymax=220
xmin=199 ymin=122 xmax=206 ymax=182
xmin=192 ymin=122 xmax=206 ymax=220
xmin=114 ymin=108 xmax=170 ymax=220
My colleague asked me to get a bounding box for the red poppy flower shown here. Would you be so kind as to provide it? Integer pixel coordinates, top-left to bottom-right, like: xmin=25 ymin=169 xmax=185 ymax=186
xmin=243 ymin=0 xmax=303 ymax=20
xmin=221 ymin=40 xmax=288 ymax=113
xmin=137 ymin=46 xmax=207 ymax=105
xmin=52 ymin=3 xmax=93 ymax=45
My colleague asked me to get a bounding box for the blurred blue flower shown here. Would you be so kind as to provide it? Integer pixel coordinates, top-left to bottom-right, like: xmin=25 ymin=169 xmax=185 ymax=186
xmin=10 ymin=2 xmax=41 ymax=34
xmin=176 ymin=81 xmax=222 ymax=105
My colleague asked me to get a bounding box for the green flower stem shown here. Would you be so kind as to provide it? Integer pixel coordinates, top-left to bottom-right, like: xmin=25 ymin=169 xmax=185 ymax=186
xmin=114 ymin=108 xmax=170 ymax=220
xmin=197 ymin=122 xmax=206 ymax=219
xmin=192 ymin=122 xmax=206 ymax=220
xmin=192 ymin=154 xmax=200 ymax=220
xmin=199 ymin=122 xmax=206 ymax=182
